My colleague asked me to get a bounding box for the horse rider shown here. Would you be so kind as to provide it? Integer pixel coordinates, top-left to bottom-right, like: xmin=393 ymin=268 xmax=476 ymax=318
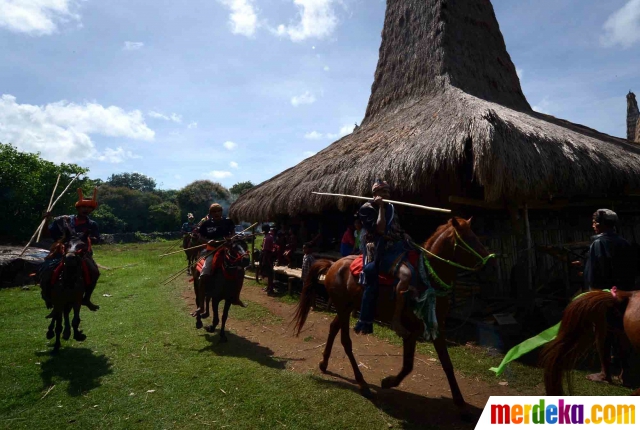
xmin=572 ymin=209 xmax=637 ymax=385
xmin=43 ymin=188 xmax=101 ymax=315
xmin=181 ymin=213 xmax=196 ymax=240
xmin=354 ymin=179 xmax=414 ymax=337
xmin=197 ymin=203 xmax=246 ymax=307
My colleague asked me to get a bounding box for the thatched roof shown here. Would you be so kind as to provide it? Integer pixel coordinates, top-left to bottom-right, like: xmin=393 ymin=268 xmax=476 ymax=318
xmin=231 ymin=0 xmax=640 ymax=221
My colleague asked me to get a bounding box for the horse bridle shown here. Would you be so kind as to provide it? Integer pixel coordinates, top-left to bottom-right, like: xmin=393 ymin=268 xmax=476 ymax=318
xmin=414 ymin=227 xmax=496 ymax=273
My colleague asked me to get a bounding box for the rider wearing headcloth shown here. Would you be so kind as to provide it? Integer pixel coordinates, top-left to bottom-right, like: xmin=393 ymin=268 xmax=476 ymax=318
xmin=44 ymin=188 xmax=101 ymax=313
xmin=354 ymin=179 xmax=414 ymax=337
xmin=582 ymin=209 xmax=635 ymax=291
xmin=197 ymin=203 xmax=245 ymax=307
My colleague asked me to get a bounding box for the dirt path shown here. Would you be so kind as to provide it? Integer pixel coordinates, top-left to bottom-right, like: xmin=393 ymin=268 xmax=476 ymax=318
xmin=181 ymin=280 xmax=514 ymax=429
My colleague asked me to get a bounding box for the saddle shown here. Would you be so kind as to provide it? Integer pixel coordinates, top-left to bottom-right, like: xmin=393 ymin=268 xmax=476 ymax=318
xmin=349 ymin=251 xmax=420 ymax=286
xmin=195 ymin=248 xmax=242 ymax=280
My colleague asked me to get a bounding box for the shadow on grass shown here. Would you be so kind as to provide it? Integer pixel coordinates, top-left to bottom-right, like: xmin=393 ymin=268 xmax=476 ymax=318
xmin=37 ymin=348 xmax=112 ymax=396
xmin=197 ymin=332 xmax=287 ymax=370
xmin=312 ymin=373 xmax=481 ymax=430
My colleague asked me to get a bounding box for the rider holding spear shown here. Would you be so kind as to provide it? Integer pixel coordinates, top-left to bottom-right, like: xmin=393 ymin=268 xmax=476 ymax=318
xmin=196 ymin=203 xmax=246 ymax=307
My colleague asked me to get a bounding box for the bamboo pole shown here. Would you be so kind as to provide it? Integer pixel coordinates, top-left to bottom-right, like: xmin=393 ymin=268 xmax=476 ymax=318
xmin=312 ymin=192 xmax=451 ymax=214
xmin=36 ymin=174 xmax=61 ymax=242
xmin=159 ymin=242 xmax=206 ymax=258
xmin=18 ymin=173 xmax=82 ymax=257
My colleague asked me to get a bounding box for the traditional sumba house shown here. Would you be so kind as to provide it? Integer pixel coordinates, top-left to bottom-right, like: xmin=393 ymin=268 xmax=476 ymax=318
xmin=231 ymin=0 xmax=640 ymax=312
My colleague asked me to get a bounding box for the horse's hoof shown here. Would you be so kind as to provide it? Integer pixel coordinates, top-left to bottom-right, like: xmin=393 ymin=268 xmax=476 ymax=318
xmin=204 ymin=325 xmax=216 ymax=333
xmin=62 ymin=331 xmax=71 ymax=341
xmin=319 ymin=361 xmax=328 ymax=373
xmin=195 ymin=320 xmax=203 ymax=330
xmin=74 ymin=332 xmax=87 ymax=342
xmin=381 ymin=376 xmax=397 ymax=389
xmin=46 ymin=330 xmax=55 ymax=340
xmin=360 ymin=386 xmax=374 ymax=399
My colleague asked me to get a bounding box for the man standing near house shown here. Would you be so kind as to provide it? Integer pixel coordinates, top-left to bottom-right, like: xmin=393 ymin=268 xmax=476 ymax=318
xmin=576 ymin=209 xmax=635 ymax=292
xmin=573 ymin=209 xmax=636 ymax=385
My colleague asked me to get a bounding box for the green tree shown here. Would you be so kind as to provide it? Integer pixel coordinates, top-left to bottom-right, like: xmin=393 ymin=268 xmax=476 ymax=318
xmin=98 ymin=185 xmax=162 ymax=233
xmin=0 ymin=143 xmax=91 ymax=241
xmin=149 ymin=202 xmax=181 ymax=232
xmin=106 ymin=172 xmax=157 ymax=192
xmin=91 ymin=204 xmax=127 ymax=233
xmin=229 ymin=181 xmax=254 ymax=197
xmin=176 ymin=180 xmax=230 ymax=220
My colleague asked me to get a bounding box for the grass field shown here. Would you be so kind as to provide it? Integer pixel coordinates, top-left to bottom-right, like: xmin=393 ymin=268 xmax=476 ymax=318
xmin=0 ymin=241 xmax=631 ymax=430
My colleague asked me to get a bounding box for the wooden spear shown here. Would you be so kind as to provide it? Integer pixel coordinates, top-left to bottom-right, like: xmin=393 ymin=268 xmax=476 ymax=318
xmin=36 ymin=174 xmax=61 ymax=242
xmin=158 ymin=222 xmax=259 ymax=258
xmin=312 ymin=192 xmax=451 ymax=214
xmin=18 ymin=173 xmax=82 ymax=258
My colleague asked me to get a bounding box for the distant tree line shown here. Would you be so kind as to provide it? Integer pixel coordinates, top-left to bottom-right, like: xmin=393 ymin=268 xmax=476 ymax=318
xmin=0 ymin=143 xmax=254 ymax=241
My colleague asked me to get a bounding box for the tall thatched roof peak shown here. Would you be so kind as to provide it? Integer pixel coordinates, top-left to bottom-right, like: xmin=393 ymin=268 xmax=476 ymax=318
xmin=364 ymin=0 xmax=530 ymax=122
xmin=230 ymin=0 xmax=640 ymax=222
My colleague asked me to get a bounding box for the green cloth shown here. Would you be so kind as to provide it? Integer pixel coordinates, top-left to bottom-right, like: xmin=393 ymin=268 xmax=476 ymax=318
xmin=489 ymin=290 xmax=606 ymax=376
xmin=489 ymin=322 xmax=560 ymax=376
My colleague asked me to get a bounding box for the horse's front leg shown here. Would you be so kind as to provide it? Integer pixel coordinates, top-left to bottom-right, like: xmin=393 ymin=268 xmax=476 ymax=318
xmin=72 ymin=301 xmax=86 ymax=341
xmin=205 ymin=298 xmax=220 ymax=333
xmin=62 ymin=303 xmax=72 ymax=340
xmin=218 ymin=300 xmax=232 ymax=343
xmin=433 ymin=334 xmax=466 ymax=408
xmin=338 ymin=310 xmax=372 ymax=398
xmin=52 ymin=313 xmax=63 ymax=355
xmin=46 ymin=317 xmax=55 ymax=340
xmin=381 ymin=326 xmax=420 ymax=389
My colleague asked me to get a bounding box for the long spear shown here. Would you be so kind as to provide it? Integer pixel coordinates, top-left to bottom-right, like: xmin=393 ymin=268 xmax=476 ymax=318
xmin=158 ymin=222 xmax=261 ymax=258
xmin=18 ymin=173 xmax=82 ymax=257
xmin=36 ymin=174 xmax=61 ymax=243
xmin=312 ymin=192 xmax=451 ymax=214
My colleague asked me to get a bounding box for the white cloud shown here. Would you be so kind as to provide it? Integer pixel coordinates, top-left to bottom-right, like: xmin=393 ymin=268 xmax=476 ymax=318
xmin=339 ymin=124 xmax=355 ymax=136
xmin=601 ymin=0 xmax=640 ymax=48
xmin=0 ymin=0 xmax=81 ymax=36
xmin=207 ymin=170 xmax=233 ymax=179
xmin=302 ymin=151 xmax=316 ymax=158
xmin=304 ymin=131 xmax=323 ymax=139
xmin=148 ymin=111 xmax=182 ymax=123
xmin=218 ymin=0 xmax=258 ymax=37
xmin=277 ymin=0 xmax=338 ymax=42
xmin=516 ymin=68 xmax=523 ymax=80
xmin=123 ymin=41 xmax=144 ymax=51
xmin=223 ymin=141 xmax=237 ymax=150
xmin=229 ymin=161 xmax=239 ymax=168
xmin=324 ymin=66 xmax=330 ymax=71
xmin=532 ymin=97 xmax=553 ymax=115
xmin=174 ymin=174 xmax=182 ymax=179
xmin=187 ymin=121 xmax=198 ymax=129
xmin=97 ymin=147 xmax=141 ymax=163
xmin=0 ymin=94 xmax=153 ymax=163
xmin=291 ymin=91 xmax=316 ymax=106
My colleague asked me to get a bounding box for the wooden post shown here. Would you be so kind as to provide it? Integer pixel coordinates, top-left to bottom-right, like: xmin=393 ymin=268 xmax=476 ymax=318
xmin=524 ymin=204 xmax=533 ymax=293
xmin=251 ymin=224 xmax=256 ymax=267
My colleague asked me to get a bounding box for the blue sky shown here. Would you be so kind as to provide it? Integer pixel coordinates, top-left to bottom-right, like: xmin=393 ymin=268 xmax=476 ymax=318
xmin=1 ymin=0 xmax=640 ymax=191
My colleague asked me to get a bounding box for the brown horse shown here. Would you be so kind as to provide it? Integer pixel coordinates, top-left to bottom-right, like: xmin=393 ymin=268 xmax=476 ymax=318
xmin=183 ymin=233 xmax=199 ymax=274
xmin=45 ymin=227 xmax=90 ymax=354
xmin=192 ymin=239 xmax=251 ymax=341
xmin=541 ymin=290 xmax=640 ymax=395
xmin=293 ymin=218 xmax=493 ymax=411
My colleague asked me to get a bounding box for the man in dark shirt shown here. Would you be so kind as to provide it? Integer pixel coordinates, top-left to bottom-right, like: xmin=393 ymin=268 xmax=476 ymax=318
xmin=574 ymin=209 xmax=636 ymax=385
xmin=45 ymin=188 xmax=101 ymax=312
xmin=582 ymin=209 xmax=635 ymax=291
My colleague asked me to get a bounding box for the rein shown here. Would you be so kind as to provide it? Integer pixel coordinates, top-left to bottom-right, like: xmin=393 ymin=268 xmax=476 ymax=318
xmin=413 ymin=228 xmax=496 ymax=291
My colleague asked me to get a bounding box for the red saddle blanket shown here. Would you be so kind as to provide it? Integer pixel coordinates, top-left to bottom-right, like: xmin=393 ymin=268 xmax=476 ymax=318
xmin=194 ymin=248 xmax=237 ymax=280
xmin=51 ymin=260 xmax=92 ymax=287
xmin=349 ymin=251 xmax=420 ymax=286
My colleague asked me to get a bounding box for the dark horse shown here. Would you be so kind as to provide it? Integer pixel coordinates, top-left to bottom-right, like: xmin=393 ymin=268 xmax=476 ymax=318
xmin=293 ymin=218 xmax=493 ymax=413
xmin=541 ymin=289 xmax=640 ymax=395
xmin=183 ymin=233 xmax=199 ymax=274
xmin=192 ymin=239 xmax=250 ymax=342
xmin=45 ymin=226 xmax=90 ymax=354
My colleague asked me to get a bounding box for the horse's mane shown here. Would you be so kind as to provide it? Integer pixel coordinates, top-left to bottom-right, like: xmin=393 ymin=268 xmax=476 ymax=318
xmin=423 ymin=218 xmax=465 ymax=250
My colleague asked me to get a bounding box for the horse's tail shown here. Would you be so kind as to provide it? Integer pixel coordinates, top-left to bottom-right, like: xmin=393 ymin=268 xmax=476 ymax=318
xmin=540 ymin=291 xmax=619 ymax=395
xmin=293 ymin=259 xmax=333 ymax=336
